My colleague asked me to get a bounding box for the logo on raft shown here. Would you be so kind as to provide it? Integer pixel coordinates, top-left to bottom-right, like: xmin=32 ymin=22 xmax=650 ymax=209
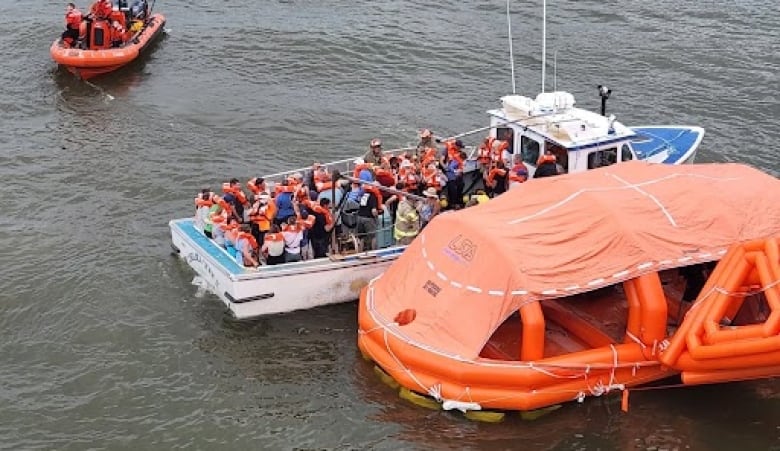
xmin=442 ymin=234 xmax=477 ymax=265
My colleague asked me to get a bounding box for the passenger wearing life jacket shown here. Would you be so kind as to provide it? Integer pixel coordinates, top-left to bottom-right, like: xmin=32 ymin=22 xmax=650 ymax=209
xmin=194 ymin=189 xmax=215 ymax=231
xmin=509 ymin=156 xmax=529 ymax=186
xmin=261 ymin=224 xmax=286 ymax=265
xmin=485 ymin=160 xmax=509 ymax=197
xmin=62 ymin=3 xmax=83 ymax=48
xmin=421 ymin=163 xmax=442 ymax=193
xmin=415 ymin=129 xmax=436 ymax=157
xmin=89 ymin=0 xmax=113 ymax=19
xmin=298 ymin=208 xmax=316 ymax=260
xmin=281 ymin=215 xmax=305 ymax=263
xmin=420 ymin=146 xmax=438 ymax=168
xmin=222 ymin=216 xmax=240 ymax=255
xmin=444 ymin=139 xmax=465 ymax=165
xmin=476 ymin=136 xmax=493 ymax=173
xmin=248 ymin=192 xmax=276 ymax=249
xmin=222 ymin=178 xmax=249 ymax=220
xmin=202 ymin=193 xmax=228 ymax=239
xmin=311 ymin=163 xmax=333 ymax=193
xmin=393 ymin=195 xmax=420 ymax=245
xmin=213 ymin=215 xmax=238 ymax=249
xmin=534 ymin=151 xmax=559 ymax=178
xmin=374 ymin=161 xmax=396 ymax=188
xmin=235 ymin=224 xmax=259 ymax=267
xmin=306 ymin=197 xmax=334 ymax=259
xmin=247 ymin=177 xmax=266 ymax=197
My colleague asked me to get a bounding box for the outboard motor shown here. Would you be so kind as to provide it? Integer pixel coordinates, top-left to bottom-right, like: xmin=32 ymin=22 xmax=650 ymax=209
xmin=130 ymin=0 xmax=149 ymax=20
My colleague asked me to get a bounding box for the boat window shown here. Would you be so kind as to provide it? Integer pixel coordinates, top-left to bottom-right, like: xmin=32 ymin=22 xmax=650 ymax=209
xmin=496 ymin=127 xmax=515 ymax=153
xmin=621 ymin=143 xmax=634 ymax=161
xmin=520 ymin=136 xmax=540 ymax=166
xmin=587 ymin=148 xmax=618 ymax=169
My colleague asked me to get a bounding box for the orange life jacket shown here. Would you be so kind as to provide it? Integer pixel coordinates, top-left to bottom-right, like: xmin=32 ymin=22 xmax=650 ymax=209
xmin=237 ymin=231 xmax=258 ymax=251
xmin=422 ymin=167 xmax=440 ymax=189
xmin=421 ymin=147 xmax=437 ymax=167
xmin=477 ymin=139 xmax=492 ymax=164
xmin=491 ymin=139 xmax=508 ymax=164
xmin=299 ymin=215 xmax=316 ymax=230
xmin=90 ymin=0 xmax=112 ymax=19
xmin=486 ymin=168 xmax=507 ymax=188
xmin=224 ymin=225 xmax=240 ymax=242
xmin=402 ymin=171 xmax=419 ymax=191
xmin=305 ymin=201 xmax=334 ymax=227
xmin=313 ymin=170 xmax=333 ymax=192
xmin=537 ymin=153 xmax=557 ymax=165
xmin=509 ymin=162 xmax=529 ymax=183
xmin=274 ymin=183 xmax=296 ymax=195
xmin=194 ymin=192 xmax=215 ymax=208
xmin=247 ymin=178 xmax=266 ymax=195
xmin=262 ymin=232 xmax=285 ymax=257
xmin=109 ymin=10 xmax=125 ymax=29
xmin=222 ymin=183 xmax=248 ymax=205
xmin=248 ymin=201 xmax=276 ymax=232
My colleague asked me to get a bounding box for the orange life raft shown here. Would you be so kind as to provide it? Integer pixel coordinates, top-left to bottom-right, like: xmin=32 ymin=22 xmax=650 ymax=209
xmin=50 ymin=14 xmax=166 ymax=80
xmin=357 ymin=162 xmax=780 ymax=416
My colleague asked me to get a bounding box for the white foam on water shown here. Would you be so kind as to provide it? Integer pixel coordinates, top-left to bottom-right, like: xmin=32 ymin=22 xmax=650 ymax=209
xmin=191 ymin=276 xmax=210 ymax=297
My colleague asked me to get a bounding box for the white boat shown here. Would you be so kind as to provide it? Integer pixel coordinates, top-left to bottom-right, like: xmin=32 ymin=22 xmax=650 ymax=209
xmin=169 ymin=148 xmax=411 ymax=320
xmin=170 ymin=217 xmax=405 ymax=319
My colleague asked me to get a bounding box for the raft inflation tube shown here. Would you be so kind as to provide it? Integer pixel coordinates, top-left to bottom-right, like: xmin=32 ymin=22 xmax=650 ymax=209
xmin=661 ymin=237 xmax=780 ymax=384
xmin=358 ymin=272 xmax=676 ymax=415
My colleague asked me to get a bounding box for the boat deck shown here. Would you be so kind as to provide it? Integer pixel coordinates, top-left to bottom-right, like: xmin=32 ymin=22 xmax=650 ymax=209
xmin=173 ymin=219 xmax=246 ymax=275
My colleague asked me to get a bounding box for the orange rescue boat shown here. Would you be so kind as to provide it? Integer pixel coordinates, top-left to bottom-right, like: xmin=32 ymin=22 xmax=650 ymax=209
xmin=358 ymin=161 xmax=780 ymax=418
xmin=50 ymin=13 xmax=166 ymax=80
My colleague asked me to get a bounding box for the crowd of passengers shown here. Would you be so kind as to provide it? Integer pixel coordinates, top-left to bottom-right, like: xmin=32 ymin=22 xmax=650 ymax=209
xmin=61 ymin=0 xmax=150 ymax=49
xmin=193 ymin=130 xmax=563 ymax=268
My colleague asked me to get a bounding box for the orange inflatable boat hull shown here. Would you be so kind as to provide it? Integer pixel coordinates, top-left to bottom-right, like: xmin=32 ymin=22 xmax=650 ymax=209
xmin=50 ymin=14 xmax=166 ymax=80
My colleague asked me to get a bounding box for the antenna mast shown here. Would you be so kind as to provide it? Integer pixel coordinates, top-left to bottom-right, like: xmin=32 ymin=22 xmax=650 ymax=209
xmin=506 ymin=0 xmax=516 ymax=94
xmin=541 ymin=0 xmax=546 ymax=93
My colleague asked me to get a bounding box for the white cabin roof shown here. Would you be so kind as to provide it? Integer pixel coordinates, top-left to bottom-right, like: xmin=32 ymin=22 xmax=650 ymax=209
xmin=487 ymin=92 xmax=636 ymax=149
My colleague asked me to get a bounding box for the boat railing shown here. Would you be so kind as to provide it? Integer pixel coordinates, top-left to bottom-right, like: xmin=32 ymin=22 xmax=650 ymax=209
xmin=261 ymin=146 xmax=418 ymax=184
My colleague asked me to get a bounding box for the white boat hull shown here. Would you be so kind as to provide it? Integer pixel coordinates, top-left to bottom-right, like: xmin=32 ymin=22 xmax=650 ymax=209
xmin=170 ymin=218 xmax=402 ymax=319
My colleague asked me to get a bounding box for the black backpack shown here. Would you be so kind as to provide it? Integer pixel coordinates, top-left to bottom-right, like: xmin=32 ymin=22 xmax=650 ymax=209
xmin=341 ymin=198 xmax=360 ymax=228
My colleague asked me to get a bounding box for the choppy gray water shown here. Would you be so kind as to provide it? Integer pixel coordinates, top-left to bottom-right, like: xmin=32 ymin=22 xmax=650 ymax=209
xmin=1 ymin=0 xmax=778 ymax=449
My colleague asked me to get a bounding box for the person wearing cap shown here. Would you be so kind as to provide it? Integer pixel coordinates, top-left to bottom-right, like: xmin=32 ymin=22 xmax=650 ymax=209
xmin=248 ymin=192 xmax=276 ymax=247
xmin=419 ymin=187 xmax=441 ymax=229
xmin=363 ymin=138 xmax=385 ymax=165
xmin=416 ymin=129 xmax=437 ymax=157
